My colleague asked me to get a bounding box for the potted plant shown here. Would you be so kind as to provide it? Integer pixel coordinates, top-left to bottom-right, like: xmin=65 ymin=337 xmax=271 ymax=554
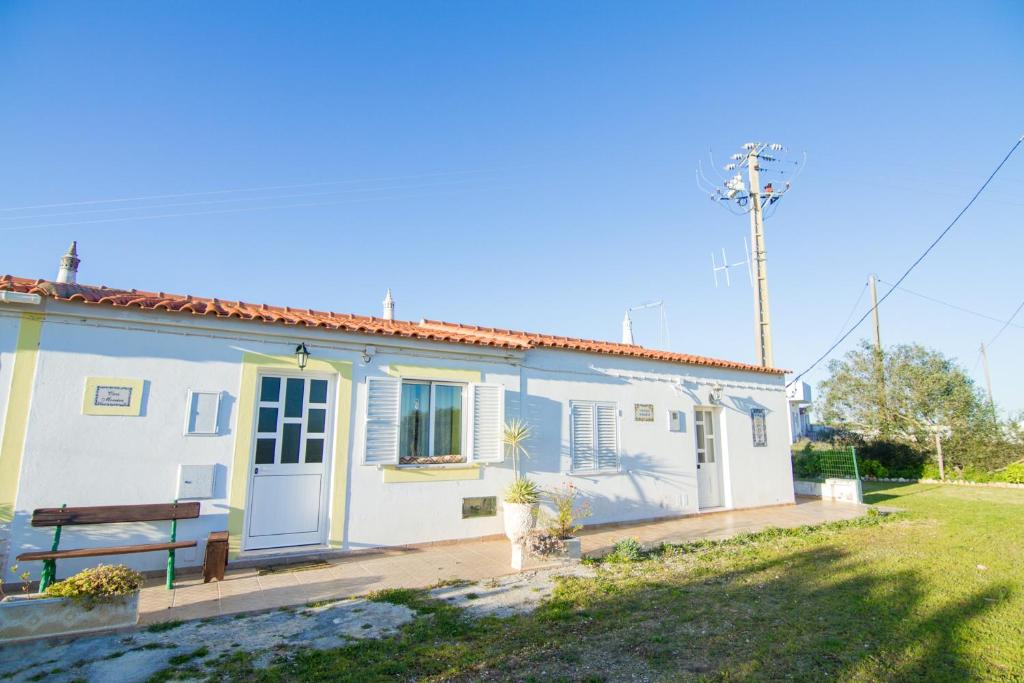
xmin=0 ymin=564 xmax=144 ymax=643
xmin=541 ymin=482 xmax=592 ymax=559
xmin=501 ymin=419 xmax=540 ymax=542
xmin=502 ymin=478 xmax=540 ymax=542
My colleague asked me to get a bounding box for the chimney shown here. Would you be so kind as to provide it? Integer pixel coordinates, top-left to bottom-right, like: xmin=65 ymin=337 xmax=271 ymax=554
xmin=56 ymin=241 xmax=80 ymax=284
xmin=621 ymin=311 xmax=634 ymax=345
xmin=382 ymin=288 xmax=394 ymax=321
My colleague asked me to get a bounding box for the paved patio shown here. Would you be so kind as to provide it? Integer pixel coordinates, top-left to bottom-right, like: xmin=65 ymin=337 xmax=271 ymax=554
xmin=140 ymin=497 xmax=868 ymax=624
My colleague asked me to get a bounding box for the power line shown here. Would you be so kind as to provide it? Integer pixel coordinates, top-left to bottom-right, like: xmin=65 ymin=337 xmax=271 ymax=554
xmin=879 ymin=279 xmax=1024 ymax=330
xmin=0 ymin=177 xmax=489 ymax=223
xmin=0 ymin=167 xmax=509 ymax=213
xmin=0 ymin=185 xmax=500 ymax=233
xmin=831 ymin=280 xmax=868 ymax=343
xmin=787 ymin=133 xmax=1024 ymax=388
xmin=988 ymin=298 xmax=1024 ymax=347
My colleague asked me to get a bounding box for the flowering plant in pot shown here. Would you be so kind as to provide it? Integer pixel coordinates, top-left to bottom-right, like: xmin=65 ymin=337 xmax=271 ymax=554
xmin=1 ymin=564 xmax=144 ymax=643
xmin=501 ymin=419 xmax=540 ymax=542
xmin=538 ymin=482 xmax=592 ymax=559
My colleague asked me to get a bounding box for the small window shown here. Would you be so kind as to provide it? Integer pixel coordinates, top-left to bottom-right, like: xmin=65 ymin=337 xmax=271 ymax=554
xmin=399 ymin=380 xmax=466 ymax=465
xmin=570 ymin=401 xmax=619 ymax=472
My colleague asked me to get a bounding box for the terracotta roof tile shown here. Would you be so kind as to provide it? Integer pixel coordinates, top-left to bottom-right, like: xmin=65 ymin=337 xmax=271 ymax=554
xmin=0 ymin=275 xmax=783 ymax=375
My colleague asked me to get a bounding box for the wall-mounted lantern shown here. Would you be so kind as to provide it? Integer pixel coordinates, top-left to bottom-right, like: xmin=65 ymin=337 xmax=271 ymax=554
xmin=294 ymin=343 xmax=311 ymax=370
xmin=709 ymin=383 xmax=724 ymax=405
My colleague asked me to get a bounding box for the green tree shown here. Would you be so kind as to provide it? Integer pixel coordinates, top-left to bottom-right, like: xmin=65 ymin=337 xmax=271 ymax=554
xmin=818 ymin=342 xmax=1007 ymax=470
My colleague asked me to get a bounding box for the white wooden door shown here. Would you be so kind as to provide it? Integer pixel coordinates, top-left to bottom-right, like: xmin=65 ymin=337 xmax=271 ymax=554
xmin=695 ymin=409 xmax=723 ymax=509
xmin=245 ymin=373 xmax=334 ymax=550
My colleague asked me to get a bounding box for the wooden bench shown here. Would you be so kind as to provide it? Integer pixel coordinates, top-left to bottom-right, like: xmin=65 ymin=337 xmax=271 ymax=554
xmin=17 ymin=502 xmax=201 ymax=591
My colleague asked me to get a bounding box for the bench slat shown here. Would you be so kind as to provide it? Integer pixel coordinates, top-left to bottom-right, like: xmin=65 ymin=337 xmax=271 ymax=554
xmin=31 ymin=502 xmax=201 ymax=527
xmin=17 ymin=540 xmax=197 ymax=562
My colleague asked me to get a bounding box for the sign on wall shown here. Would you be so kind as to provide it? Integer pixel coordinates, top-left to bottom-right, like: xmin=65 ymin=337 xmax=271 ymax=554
xmin=634 ymin=403 xmax=655 ymax=423
xmin=82 ymin=377 xmax=145 ymax=416
xmin=751 ymin=408 xmax=767 ymax=447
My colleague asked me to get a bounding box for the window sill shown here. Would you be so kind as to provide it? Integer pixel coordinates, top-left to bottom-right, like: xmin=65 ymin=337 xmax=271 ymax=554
xmin=388 ymin=463 xmax=473 ymax=470
xmin=565 ymin=468 xmax=622 ymax=477
xmin=382 ymin=464 xmax=481 ymax=483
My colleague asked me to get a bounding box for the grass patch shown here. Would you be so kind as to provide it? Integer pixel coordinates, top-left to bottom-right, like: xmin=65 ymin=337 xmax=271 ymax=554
xmin=145 ymin=619 xmax=183 ymax=633
xmin=195 ymin=485 xmax=1024 ymax=680
xmin=166 ymin=646 xmax=209 ymax=666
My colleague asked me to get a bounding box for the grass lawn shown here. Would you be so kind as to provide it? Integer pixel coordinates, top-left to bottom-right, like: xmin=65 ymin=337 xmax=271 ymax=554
xmin=170 ymin=483 xmax=1024 ymax=682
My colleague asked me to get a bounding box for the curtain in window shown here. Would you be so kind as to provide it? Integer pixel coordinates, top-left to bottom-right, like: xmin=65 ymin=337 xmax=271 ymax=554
xmin=399 ymin=383 xmax=430 ymax=460
xmin=433 ymin=385 xmax=463 ymax=456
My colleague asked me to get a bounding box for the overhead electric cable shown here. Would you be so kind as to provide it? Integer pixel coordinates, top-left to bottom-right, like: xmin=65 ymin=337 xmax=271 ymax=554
xmin=0 ymin=167 xmax=509 ymax=213
xmin=787 ymin=133 xmax=1024 ymax=387
xmin=879 ymin=280 xmax=1024 ymax=330
xmin=987 ymin=299 xmax=1024 ymax=348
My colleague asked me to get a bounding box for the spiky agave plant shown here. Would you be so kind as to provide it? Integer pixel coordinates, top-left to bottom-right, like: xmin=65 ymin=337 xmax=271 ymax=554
xmin=503 ymin=418 xmax=532 ymax=479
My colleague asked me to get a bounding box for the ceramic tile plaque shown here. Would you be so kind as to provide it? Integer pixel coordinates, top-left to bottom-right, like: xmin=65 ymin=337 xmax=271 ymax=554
xmin=751 ymin=408 xmax=767 ymax=447
xmin=82 ymin=377 xmax=144 ymax=416
xmin=634 ymin=403 xmax=655 ymax=422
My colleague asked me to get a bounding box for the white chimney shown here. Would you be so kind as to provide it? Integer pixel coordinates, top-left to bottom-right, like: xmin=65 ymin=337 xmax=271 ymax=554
xmin=382 ymin=288 xmax=394 ymax=321
xmin=56 ymin=241 xmax=80 ymax=284
xmin=621 ymin=311 xmax=634 ymax=345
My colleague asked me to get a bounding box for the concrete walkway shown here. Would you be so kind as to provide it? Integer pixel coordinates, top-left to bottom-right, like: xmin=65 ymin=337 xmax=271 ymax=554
xmin=140 ymin=497 xmax=867 ymax=624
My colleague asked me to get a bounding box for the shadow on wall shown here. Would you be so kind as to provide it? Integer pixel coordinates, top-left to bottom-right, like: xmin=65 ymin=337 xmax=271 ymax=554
xmin=560 ymin=450 xmax=697 ymax=524
xmin=514 ymin=544 xmax=1009 ymax=680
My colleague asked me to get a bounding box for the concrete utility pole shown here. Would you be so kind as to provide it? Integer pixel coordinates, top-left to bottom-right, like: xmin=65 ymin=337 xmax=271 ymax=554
xmin=980 ymin=342 xmax=995 ymax=417
xmin=746 ymin=150 xmax=773 ymax=368
xmin=935 ymin=431 xmax=945 ymax=481
xmin=869 ymin=274 xmax=882 ymax=352
xmin=698 ymin=142 xmax=802 ymax=369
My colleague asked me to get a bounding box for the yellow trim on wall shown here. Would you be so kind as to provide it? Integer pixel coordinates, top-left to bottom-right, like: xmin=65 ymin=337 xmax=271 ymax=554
xmin=81 ymin=377 xmax=145 ymax=416
xmin=227 ymin=352 xmax=353 ymax=556
xmin=385 ymin=364 xmax=481 ymax=383
xmin=0 ymin=313 xmax=43 ymax=524
xmin=382 ymin=465 xmax=481 ymax=483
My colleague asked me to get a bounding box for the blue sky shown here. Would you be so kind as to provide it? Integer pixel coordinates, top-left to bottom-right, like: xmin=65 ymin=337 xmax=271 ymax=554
xmin=2 ymin=2 xmax=1023 ymax=412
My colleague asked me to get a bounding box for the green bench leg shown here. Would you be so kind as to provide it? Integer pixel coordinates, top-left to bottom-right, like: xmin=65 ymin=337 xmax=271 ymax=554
xmin=166 ymin=504 xmax=178 ymax=590
xmin=39 ymin=559 xmax=56 ymax=593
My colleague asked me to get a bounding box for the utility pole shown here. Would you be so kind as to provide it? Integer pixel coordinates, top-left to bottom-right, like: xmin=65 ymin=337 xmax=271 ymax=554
xmin=698 ymin=142 xmax=803 ymax=369
xmin=980 ymin=342 xmax=995 ymax=418
xmin=746 ymin=149 xmax=773 ymax=368
xmin=869 ymin=274 xmax=882 ymax=352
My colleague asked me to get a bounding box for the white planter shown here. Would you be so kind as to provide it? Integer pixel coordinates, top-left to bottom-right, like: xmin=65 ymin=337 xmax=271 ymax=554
xmin=561 ymin=537 xmax=582 ymax=560
xmin=502 ymin=501 xmax=537 ymax=542
xmin=0 ymin=592 xmax=139 ymax=643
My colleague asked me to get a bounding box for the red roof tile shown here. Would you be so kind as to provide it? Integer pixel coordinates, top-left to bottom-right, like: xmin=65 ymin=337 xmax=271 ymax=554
xmin=0 ymin=275 xmax=784 ymax=375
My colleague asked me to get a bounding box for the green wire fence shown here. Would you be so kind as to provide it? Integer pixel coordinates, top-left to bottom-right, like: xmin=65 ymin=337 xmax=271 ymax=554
xmin=792 ymin=447 xmax=860 ymax=481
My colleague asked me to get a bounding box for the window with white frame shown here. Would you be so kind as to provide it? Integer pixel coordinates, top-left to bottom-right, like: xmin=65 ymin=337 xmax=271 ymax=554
xmin=399 ymin=380 xmax=466 ymax=464
xmin=570 ymin=401 xmax=619 ymax=472
xmin=363 ymin=376 xmax=504 ymax=467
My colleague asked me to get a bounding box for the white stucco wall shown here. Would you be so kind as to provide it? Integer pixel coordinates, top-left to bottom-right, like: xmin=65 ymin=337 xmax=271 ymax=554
xmin=0 ymin=300 xmax=793 ymax=580
xmin=0 ymin=311 xmax=25 ymax=570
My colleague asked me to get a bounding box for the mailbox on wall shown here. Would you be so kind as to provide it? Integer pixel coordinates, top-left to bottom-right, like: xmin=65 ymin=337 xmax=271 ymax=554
xmin=668 ymin=410 xmax=686 ymax=432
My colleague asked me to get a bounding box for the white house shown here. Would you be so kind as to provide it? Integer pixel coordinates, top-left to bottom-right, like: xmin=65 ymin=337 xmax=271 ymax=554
xmin=0 ymin=249 xmax=793 ymax=579
xmin=787 ymin=380 xmax=812 ymax=443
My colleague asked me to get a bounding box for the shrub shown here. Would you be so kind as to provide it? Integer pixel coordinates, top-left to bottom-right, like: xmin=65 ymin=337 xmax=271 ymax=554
xmin=606 ymin=537 xmax=645 ymax=563
xmin=543 ymin=482 xmax=592 ymax=539
xmin=791 ymin=449 xmax=822 ymax=480
xmin=857 ymin=458 xmax=889 ymax=479
xmin=1002 ymin=462 xmax=1024 ymax=484
xmin=44 ymin=564 xmax=143 ymax=608
xmin=920 ymin=463 xmax=941 ymax=480
xmin=503 ymin=478 xmax=541 ymax=505
xmin=857 ymin=441 xmax=928 ymax=479
xmin=524 ymin=530 xmax=566 ymax=557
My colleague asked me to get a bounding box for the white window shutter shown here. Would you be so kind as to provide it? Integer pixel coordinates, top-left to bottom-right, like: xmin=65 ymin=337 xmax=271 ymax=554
xmin=363 ymin=376 xmax=401 ymax=465
xmin=570 ymin=402 xmax=596 ymax=471
xmin=595 ymin=402 xmax=619 ymax=471
xmin=470 ymin=382 xmax=505 ymax=463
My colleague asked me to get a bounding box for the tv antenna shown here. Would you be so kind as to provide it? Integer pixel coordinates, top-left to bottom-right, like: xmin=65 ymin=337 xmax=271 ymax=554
xmin=711 ymin=239 xmax=752 ymax=288
xmin=696 ymin=142 xmax=805 ymax=368
xmin=621 ymin=300 xmax=670 ymax=349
